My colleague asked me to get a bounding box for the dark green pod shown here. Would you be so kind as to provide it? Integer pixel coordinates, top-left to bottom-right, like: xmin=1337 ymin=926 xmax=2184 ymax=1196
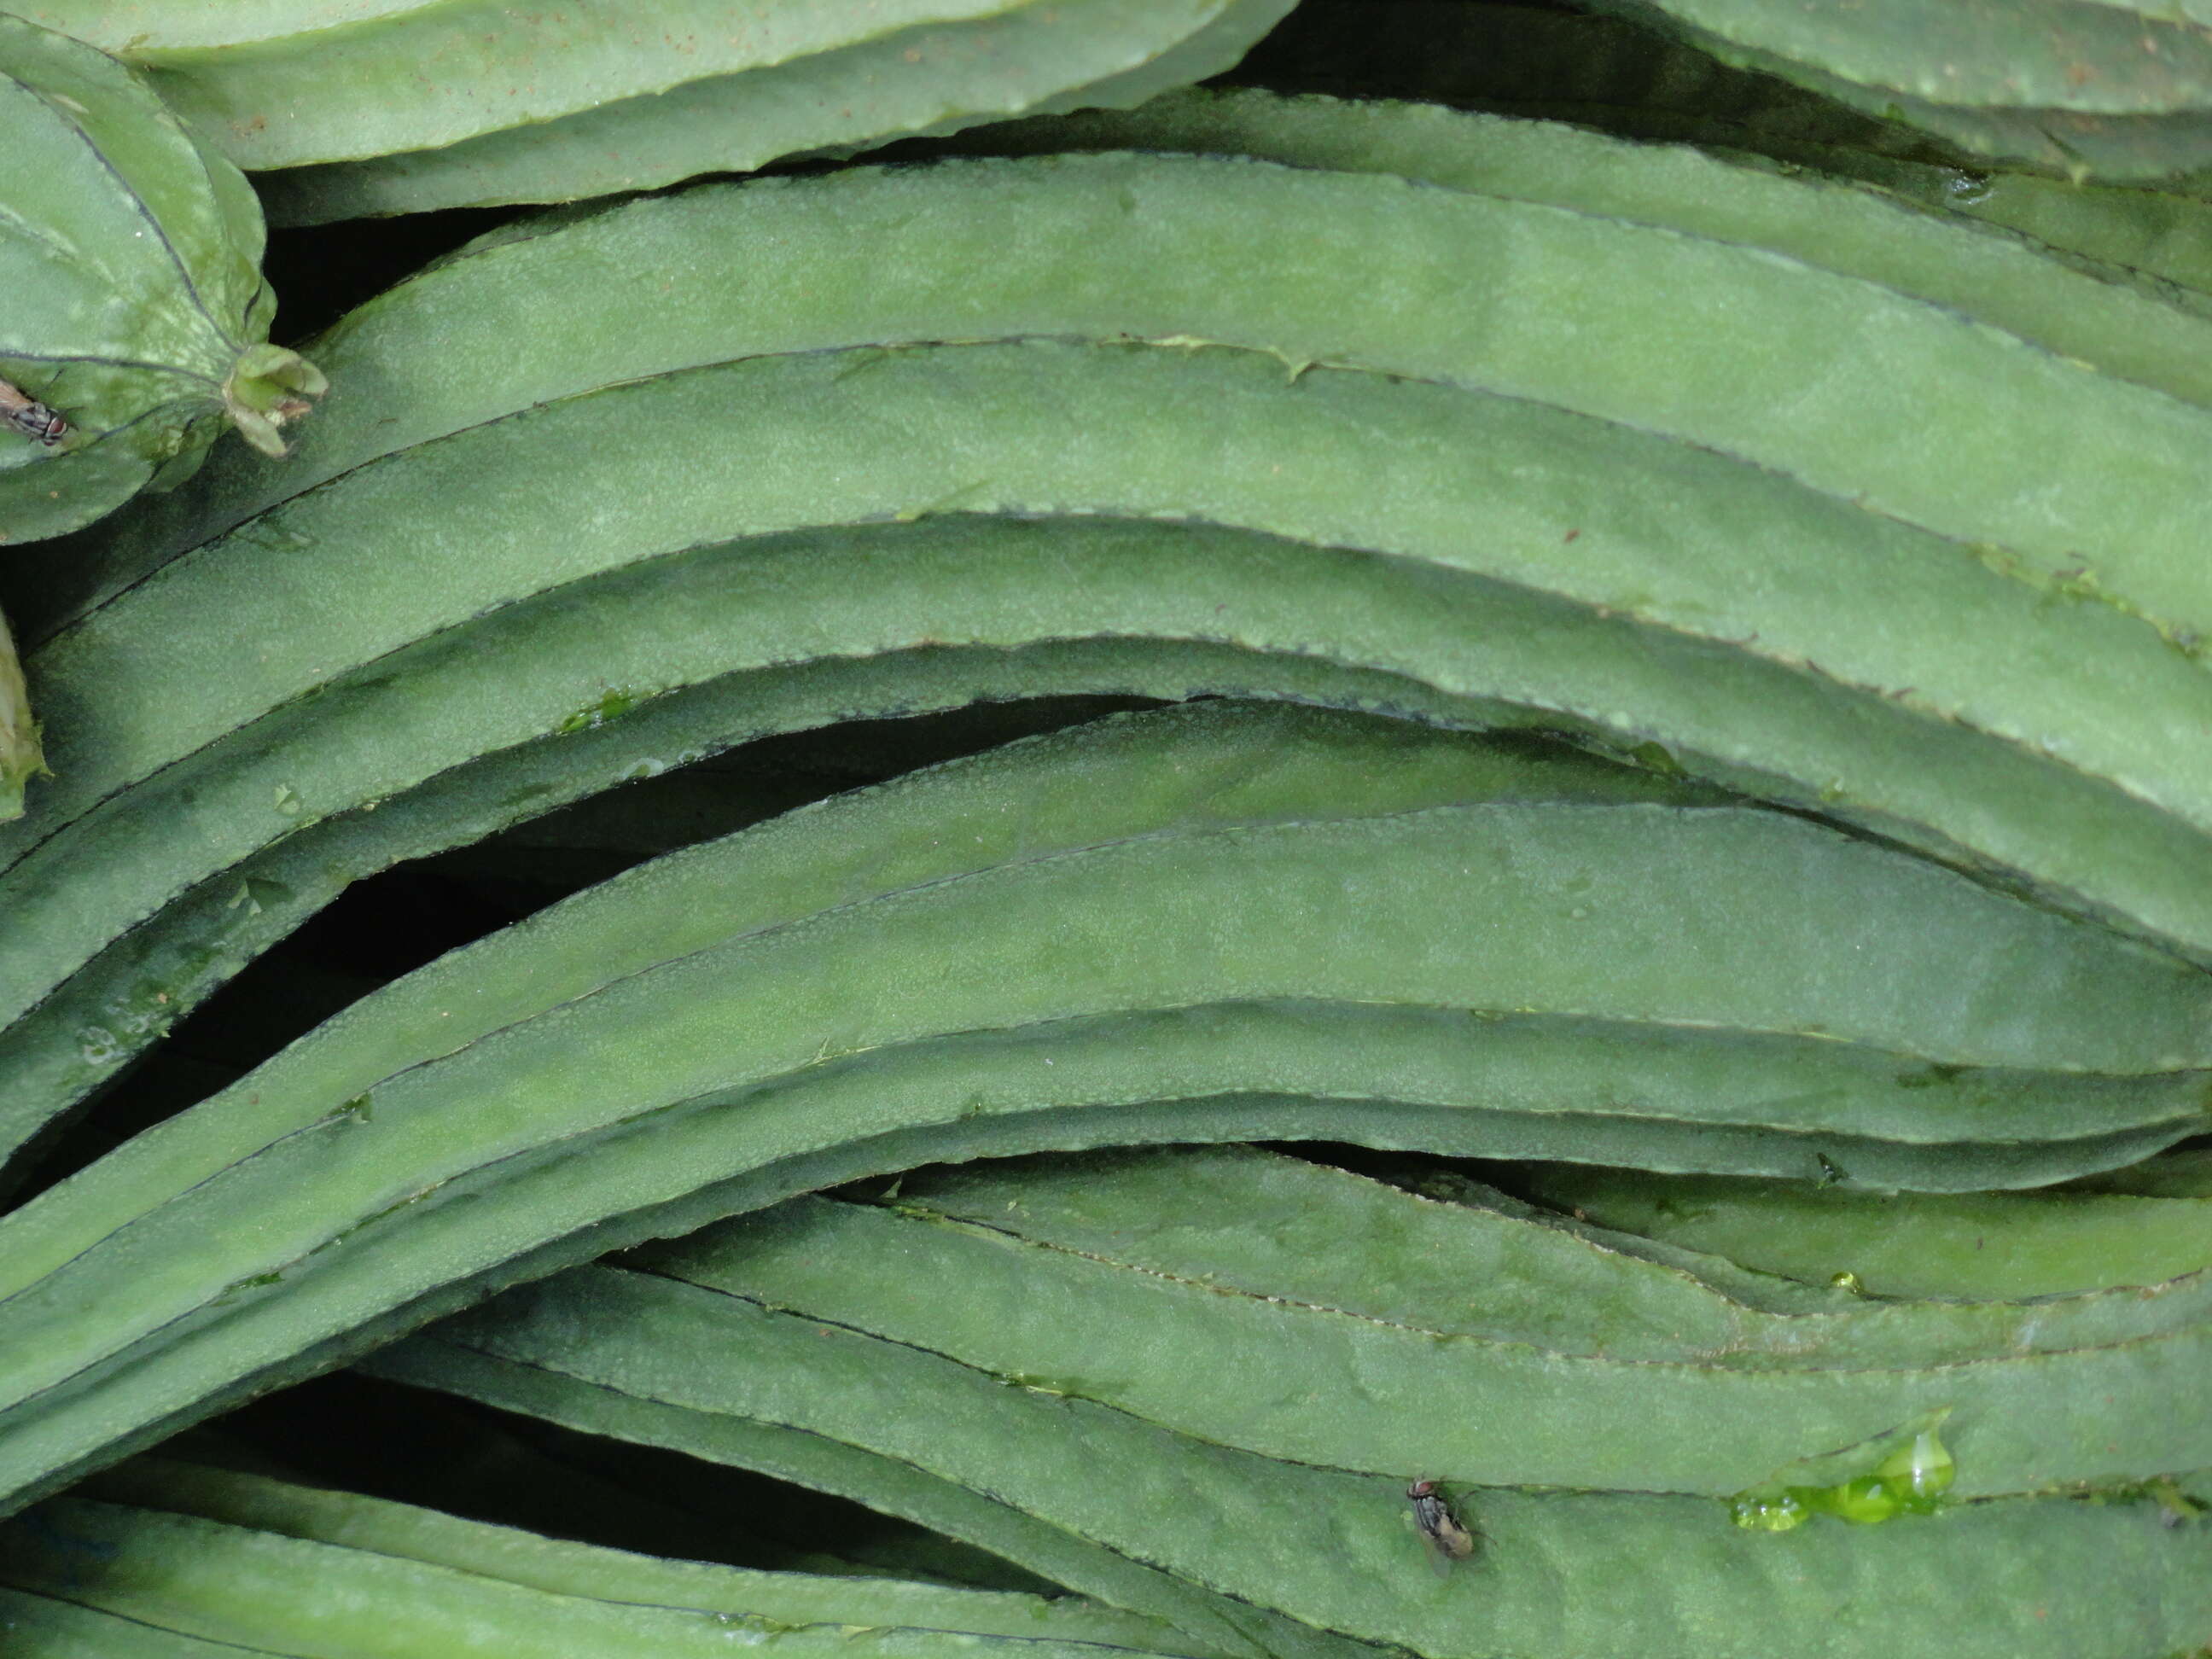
xmin=1575 ymin=0 xmax=2212 ymax=179
xmin=0 ymin=13 xmax=320 ymax=544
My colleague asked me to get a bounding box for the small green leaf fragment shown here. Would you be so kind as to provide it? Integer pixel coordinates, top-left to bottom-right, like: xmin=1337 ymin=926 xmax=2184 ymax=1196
xmin=1732 ymin=1423 xmax=1954 ymax=1530
xmin=1728 ymin=1487 xmax=1810 ymax=1532
xmin=1874 ymin=1429 xmax=1957 ymax=1507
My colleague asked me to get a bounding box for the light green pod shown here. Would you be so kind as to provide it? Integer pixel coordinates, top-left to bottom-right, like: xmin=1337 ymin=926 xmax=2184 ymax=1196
xmin=363 ymin=1269 xmax=2212 ymax=1659
xmin=932 ymin=87 xmax=2212 ymax=409
xmin=9 ymin=0 xmax=1292 ymax=201
xmin=255 ymin=0 xmax=1299 ymax=224
xmin=632 ymin=1147 xmax=2212 ymax=1496
xmin=0 ymin=1492 xmax=1224 ymax=1659
xmin=1515 ymin=1163 xmax=2212 ymax=1300
xmin=0 ymin=13 xmax=321 ymax=544
xmin=74 ymin=1457 xmax=1227 ymax=1658
xmin=5 ymin=701 xmax=2205 ymax=1518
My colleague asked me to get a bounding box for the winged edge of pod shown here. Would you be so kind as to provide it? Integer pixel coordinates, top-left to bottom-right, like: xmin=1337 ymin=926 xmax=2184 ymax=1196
xmin=353 ymin=1236 xmax=2212 ymax=1659
xmin=1568 ymin=0 xmax=2212 ymax=179
xmin=0 ymin=1457 xmax=1235 ymax=1659
xmin=601 ymin=1145 xmax=2212 ymax=1499
xmin=1 ymin=38 xmax=2209 ymax=1653
xmin=5 ymin=0 xmax=1297 ymax=208
xmin=249 ymin=0 xmax=1305 ymax=224
xmin=1234 ymin=3 xmax=2212 ymax=276
xmin=0 ymin=701 xmax=2209 ymax=1523
xmin=6 ymin=133 xmax=2212 ymax=1156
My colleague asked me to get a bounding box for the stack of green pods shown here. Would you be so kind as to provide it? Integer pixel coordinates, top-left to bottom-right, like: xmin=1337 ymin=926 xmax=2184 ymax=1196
xmin=0 ymin=3 xmax=2208 ymax=1654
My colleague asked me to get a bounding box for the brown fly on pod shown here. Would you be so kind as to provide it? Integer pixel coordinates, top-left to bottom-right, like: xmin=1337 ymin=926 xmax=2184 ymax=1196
xmin=1406 ymin=1479 xmax=1475 ymax=1574
xmin=0 ymin=379 xmax=67 ymax=445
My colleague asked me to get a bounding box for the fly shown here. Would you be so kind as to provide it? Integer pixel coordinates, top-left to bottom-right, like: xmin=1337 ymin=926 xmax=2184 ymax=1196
xmin=1406 ymin=1478 xmax=1475 ymax=1574
xmin=0 ymin=379 xmax=68 ymax=446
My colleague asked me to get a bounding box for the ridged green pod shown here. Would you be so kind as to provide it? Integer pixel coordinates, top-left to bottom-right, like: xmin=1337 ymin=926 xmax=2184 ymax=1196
xmin=620 ymin=1145 xmax=2212 ymax=1498
xmin=0 ymin=1497 xmax=1220 ymax=1658
xmin=1239 ymin=3 xmax=2212 ymax=287
xmin=0 ymin=13 xmax=321 ymax=544
xmin=15 ymin=135 xmax=2212 ymax=1179
xmin=254 ymin=0 xmax=1300 ymax=224
xmin=0 ymin=1459 xmax=1225 ymax=1659
xmin=1575 ymin=0 xmax=2212 ymax=178
xmin=1515 ymin=1162 xmax=2212 ymax=1300
xmin=362 ymin=1242 xmax=2212 ymax=1659
xmin=3 ymin=702 xmax=2202 ymax=1519
xmin=8 ymin=0 xmax=1294 ymax=222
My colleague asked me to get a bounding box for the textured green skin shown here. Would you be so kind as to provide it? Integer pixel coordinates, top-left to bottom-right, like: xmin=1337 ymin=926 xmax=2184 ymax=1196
xmin=18 ymin=160 xmax=2212 ymax=955
xmin=0 ymin=704 xmax=2200 ymax=1514
xmin=257 ymin=0 xmax=1297 ymax=223
xmin=1588 ymin=0 xmax=2212 ymax=114
xmin=884 ymin=1145 xmax=2144 ymax=1326
xmin=0 ymin=1586 xmax=244 ymax=1656
xmin=2070 ymin=0 xmax=2212 ymax=27
xmin=1577 ymin=0 xmax=2212 ymax=176
xmin=936 ymin=89 xmax=2212 ymax=408
xmin=9 ymin=498 xmax=2209 ymax=1185
xmin=1517 ymin=1165 xmax=2212 ymax=1300
xmin=11 ymin=0 xmax=1286 ymax=173
xmin=1236 ymin=1 xmax=2212 ymax=270
xmin=372 ymin=1339 xmax=1386 ymax=1659
xmin=9 ymin=135 xmax=2210 ymax=1128
xmin=78 ymin=1457 xmax=1225 ymax=1656
xmin=627 ymin=1150 xmax=2212 ymax=1495
xmin=0 ymin=14 xmax=300 ymax=544
xmin=726 ymin=1141 xmax=2212 ymax=1366
xmin=0 ymin=1494 xmax=1217 ymax=1659
xmin=0 ymin=627 xmax=1519 ymax=1179
xmin=1718 ymin=46 xmax=2212 ymax=180
xmin=13 ymin=348 xmax=2212 ymax=1182
xmin=15 ymin=335 xmax=2212 ymax=1035
xmin=363 ymin=1276 xmax=2212 ymax=1659
xmin=1702 ymin=141 xmax=2212 ymax=303
xmin=362 ymin=1345 xmax=1368 ymax=1659
xmin=32 ymin=152 xmax=2212 ymax=638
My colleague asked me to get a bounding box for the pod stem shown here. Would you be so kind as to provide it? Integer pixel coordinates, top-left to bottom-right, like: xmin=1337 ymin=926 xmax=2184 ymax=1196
xmin=222 ymin=343 xmax=328 ymax=458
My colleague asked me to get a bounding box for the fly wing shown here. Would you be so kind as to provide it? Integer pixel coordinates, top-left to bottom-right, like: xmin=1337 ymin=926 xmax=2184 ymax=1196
xmin=1422 ymin=1530 xmax=1458 ymax=1579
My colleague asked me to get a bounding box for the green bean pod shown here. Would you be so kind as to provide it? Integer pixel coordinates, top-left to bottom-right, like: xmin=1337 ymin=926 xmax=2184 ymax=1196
xmin=1514 ymin=1163 xmax=2212 ymax=1301
xmin=1571 ymin=0 xmax=2212 ymax=179
xmin=615 ymin=1144 xmax=2212 ymax=1497
xmin=0 ymin=1485 xmax=1221 ymax=1659
xmin=1235 ymin=3 xmax=2212 ymax=288
xmin=923 ymin=88 xmax=2212 ymax=407
xmin=6 ymin=0 xmax=1290 ymax=196
xmin=9 ymin=153 xmax=2209 ymax=984
xmin=46 ymin=1456 xmax=1227 ymax=1656
xmin=360 ymin=1254 xmax=2212 ymax=1659
xmin=1 ymin=701 xmax=2201 ymax=1516
xmin=11 ymin=337 xmax=2212 ymax=1038
xmin=254 ymin=0 xmax=1297 ymax=223
xmin=8 ymin=120 xmax=2212 ymax=1148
